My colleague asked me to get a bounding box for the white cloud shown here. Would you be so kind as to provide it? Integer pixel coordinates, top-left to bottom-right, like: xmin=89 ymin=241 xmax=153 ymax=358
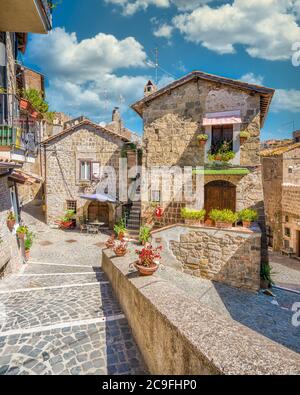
xmin=272 ymin=89 xmax=300 ymax=113
xmin=153 ymin=23 xmax=174 ymax=39
xmin=26 ymin=28 xmax=171 ymax=122
xmin=173 ymin=0 xmax=300 ymax=61
xmin=240 ymin=73 xmax=265 ymax=85
xmin=105 ymin=0 xmax=213 ymax=15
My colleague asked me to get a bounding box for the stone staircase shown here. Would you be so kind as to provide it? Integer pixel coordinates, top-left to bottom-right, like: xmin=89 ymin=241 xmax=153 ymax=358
xmin=126 ymin=201 xmax=141 ymax=239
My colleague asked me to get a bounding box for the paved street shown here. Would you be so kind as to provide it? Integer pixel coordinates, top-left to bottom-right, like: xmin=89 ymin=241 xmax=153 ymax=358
xmin=269 ymin=250 xmax=300 ymax=292
xmin=0 ymin=207 xmax=146 ymax=375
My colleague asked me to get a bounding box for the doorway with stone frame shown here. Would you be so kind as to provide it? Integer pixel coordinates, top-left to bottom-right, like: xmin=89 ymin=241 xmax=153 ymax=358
xmin=204 ymin=180 xmax=236 ymax=215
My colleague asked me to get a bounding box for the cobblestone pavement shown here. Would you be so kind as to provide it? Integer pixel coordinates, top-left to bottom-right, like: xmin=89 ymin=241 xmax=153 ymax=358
xmin=0 ymin=208 xmax=146 ymax=375
xmin=269 ymin=250 xmax=300 ymax=292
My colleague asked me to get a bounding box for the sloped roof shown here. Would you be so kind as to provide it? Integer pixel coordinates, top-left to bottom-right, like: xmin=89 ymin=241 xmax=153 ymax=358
xmin=131 ymin=70 xmax=275 ymax=127
xmin=260 ymin=142 xmax=300 ymax=157
xmin=41 ymin=119 xmax=131 ymax=145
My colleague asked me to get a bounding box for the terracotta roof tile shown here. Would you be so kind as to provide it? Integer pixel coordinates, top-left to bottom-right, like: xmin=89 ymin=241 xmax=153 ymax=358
xmin=260 ymin=142 xmax=300 ymax=157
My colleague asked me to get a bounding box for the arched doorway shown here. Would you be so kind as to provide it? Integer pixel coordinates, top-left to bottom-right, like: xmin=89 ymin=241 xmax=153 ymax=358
xmin=204 ymin=180 xmax=236 ymax=214
xmin=88 ymin=201 xmax=109 ymax=226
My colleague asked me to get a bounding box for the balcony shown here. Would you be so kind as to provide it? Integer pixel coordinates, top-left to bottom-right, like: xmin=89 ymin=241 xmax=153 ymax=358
xmin=0 ymin=0 xmax=52 ymax=34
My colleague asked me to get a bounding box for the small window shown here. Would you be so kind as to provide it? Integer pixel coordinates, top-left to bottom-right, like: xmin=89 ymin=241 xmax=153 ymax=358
xmin=80 ymin=161 xmax=91 ymax=180
xmin=284 ymin=239 xmax=290 ymax=249
xmin=151 ymin=190 xmax=160 ymax=202
xmin=285 ymin=215 xmax=289 ymax=223
xmin=66 ymin=200 xmax=77 ymax=214
xmin=211 ymin=125 xmax=233 ymax=154
xmin=288 ymin=167 xmax=293 ymax=174
xmin=284 ymin=227 xmax=291 ymax=237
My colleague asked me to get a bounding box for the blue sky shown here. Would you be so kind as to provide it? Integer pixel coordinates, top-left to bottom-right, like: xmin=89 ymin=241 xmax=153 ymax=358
xmin=23 ymin=0 xmax=300 ymax=140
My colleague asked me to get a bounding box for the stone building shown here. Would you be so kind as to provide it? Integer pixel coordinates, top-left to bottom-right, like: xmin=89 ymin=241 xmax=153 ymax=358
xmin=42 ymin=111 xmax=134 ymax=228
xmin=131 ymin=71 xmax=274 ymax=235
xmin=0 ymin=0 xmax=52 ymax=276
xmin=261 ymin=136 xmax=300 ymax=257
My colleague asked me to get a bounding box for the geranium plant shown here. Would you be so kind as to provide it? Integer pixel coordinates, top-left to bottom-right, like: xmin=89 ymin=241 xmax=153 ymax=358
xmin=208 ymin=141 xmax=235 ymax=163
xmin=114 ymin=240 xmax=128 ymax=257
xmin=135 ymin=245 xmax=162 ymax=268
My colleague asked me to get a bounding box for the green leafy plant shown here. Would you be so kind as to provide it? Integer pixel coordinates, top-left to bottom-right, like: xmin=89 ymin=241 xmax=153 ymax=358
xmin=7 ymin=211 xmax=16 ymax=221
xmin=238 ymin=209 xmax=258 ymax=222
xmin=181 ymin=208 xmax=206 ymax=221
xmin=209 ymin=209 xmax=238 ymax=224
xmin=240 ymin=131 xmax=250 ymax=139
xmin=139 ymin=226 xmax=151 ymax=244
xmin=260 ymin=263 xmax=274 ymax=286
xmin=16 ymin=226 xmax=28 ymax=235
xmin=197 ymin=134 xmax=208 ymax=141
xmin=24 ymin=231 xmax=35 ymax=251
xmin=114 ymin=218 xmax=127 ymax=237
xmin=208 ymin=141 xmax=235 ymax=163
xmin=60 ymin=210 xmax=75 ymax=223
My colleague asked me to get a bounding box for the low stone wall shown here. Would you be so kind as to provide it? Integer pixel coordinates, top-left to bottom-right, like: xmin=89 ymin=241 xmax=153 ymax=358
xmin=151 ymin=225 xmax=261 ymax=292
xmin=102 ymin=250 xmax=300 ymax=375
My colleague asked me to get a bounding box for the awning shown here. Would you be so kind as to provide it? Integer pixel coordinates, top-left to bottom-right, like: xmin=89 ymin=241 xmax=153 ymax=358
xmin=8 ymin=170 xmax=43 ymax=185
xmin=203 ymin=110 xmax=241 ymax=126
xmin=80 ymin=193 xmax=119 ymax=203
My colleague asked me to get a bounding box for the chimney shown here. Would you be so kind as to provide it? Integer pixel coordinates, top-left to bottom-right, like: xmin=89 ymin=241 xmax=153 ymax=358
xmin=112 ymin=107 xmax=123 ymax=133
xmin=144 ymin=80 xmax=157 ymax=97
xmin=293 ymin=130 xmax=300 ymax=143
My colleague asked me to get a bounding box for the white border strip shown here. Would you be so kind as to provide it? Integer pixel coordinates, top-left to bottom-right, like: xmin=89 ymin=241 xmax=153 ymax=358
xmin=0 ymin=314 xmax=125 ymax=337
xmin=18 ymin=272 xmax=104 ymax=277
xmin=0 ymin=282 xmax=109 ymax=295
xmin=28 ymin=261 xmax=98 ymax=268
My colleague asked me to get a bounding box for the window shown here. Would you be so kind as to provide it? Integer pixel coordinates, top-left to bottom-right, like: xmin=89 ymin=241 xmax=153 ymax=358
xmin=285 ymin=215 xmax=289 ymax=223
xmin=284 ymin=239 xmax=290 ymax=249
xmin=151 ymin=190 xmax=160 ymax=203
xmin=285 ymin=227 xmax=291 ymax=237
xmin=80 ymin=161 xmax=91 ymax=180
xmin=211 ymin=125 xmax=233 ymax=154
xmin=66 ymin=200 xmax=77 ymax=214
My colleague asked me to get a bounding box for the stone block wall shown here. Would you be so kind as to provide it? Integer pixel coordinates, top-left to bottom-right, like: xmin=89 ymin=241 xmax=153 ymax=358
xmin=0 ymin=173 xmax=21 ymax=276
xmin=142 ymin=78 xmax=261 ymax=168
xmin=152 ymin=225 xmax=261 ymax=292
xmin=44 ymin=124 xmax=125 ymax=225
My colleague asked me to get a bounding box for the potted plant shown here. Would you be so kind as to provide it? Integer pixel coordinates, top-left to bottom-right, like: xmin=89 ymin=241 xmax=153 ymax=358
xmin=208 ymin=141 xmax=235 ymax=163
xmin=134 ymin=245 xmax=162 ymax=276
xmin=240 ymin=131 xmax=250 ymax=145
xmin=24 ymin=231 xmax=34 ymax=261
xmin=238 ymin=208 xmax=258 ymax=228
xmin=181 ymin=208 xmax=206 ymax=225
xmin=58 ymin=210 xmax=76 ymax=229
xmin=139 ymin=226 xmax=151 ymax=245
xmin=197 ymin=134 xmax=208 ymax=147
xmin=19 ymin=98 xmax=30 ymax=110
xmin=260 ymin=263 xmax=274 ymax=289
xmin=114 ymin=218 xmax=127 ymax=240
xmin=106 ymin=234 xmax=115 ymax=249
xmin=113 ymin=240 xmax=128 ymax=257
xmin=209 ymin=209 xmax=238 ymax=228
xmin=6 ymin=211 xmax=16 ymax=231
xmin=16 ymin=225 xmax=28 ymax=240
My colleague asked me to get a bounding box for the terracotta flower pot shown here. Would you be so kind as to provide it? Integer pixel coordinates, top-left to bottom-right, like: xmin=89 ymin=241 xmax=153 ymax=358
xmin=240 ymin=137 xmax=247 ymax=145
xmin=115 ymin=249 xmax=127 ymax=257
xmin=204 ymin=219 xmax=213 ymax=227
xmin=25 ymin=249 xmax=30 ymax=261
xmin=243 ymin=220 xmax=252 ymax=228
xmin=198 ymin=139 xmax=207 ymax=147
xmin=118 ymin=232 xmax=125 ymax=240
xmin=7 ymin=219 xmax=15 ymax=232
xmin=17 ymin=232 xmax=26 ymax=240
xmin=134 ymin=261 xmax=159 ymax=276
xmin=215 ymin=221 xmax=232 ymax=229
xmin=20 ymin=98 xmax=30 ymax=110
xmin=185 ymin=219 xmax=202 ymax=226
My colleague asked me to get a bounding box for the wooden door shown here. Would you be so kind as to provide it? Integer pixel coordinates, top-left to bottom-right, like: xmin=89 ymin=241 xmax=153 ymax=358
xmin=204 ymin=181 xmax=236 ymax=215
xmin=88 ymin=202 xmax=109 ymax=224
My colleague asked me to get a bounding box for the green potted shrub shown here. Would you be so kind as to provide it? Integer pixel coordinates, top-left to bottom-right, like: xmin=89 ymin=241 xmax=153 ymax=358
xmin=238 ymin=208 xmax=258 ymax=228
xmin=209 ymin=209 xmax=238 ymax=228
xmin=16 ymin=225 xmax=28 ymax=240
xmin=260 ymin=263 xmax=274 ymax=289
xmin=208 ymin=141 xmax=235 ymax=163
xmin=139 ymin=226 xmax=151 ymax=245
xmin=197 ymin=134 xmax=208 ymax=147
xmin=24 ymin=231 xmax=34 ymax=261
xmin=240 ymin=131 xmax=250 ymax=144
xmin=58 ymin=210 xmax=76 ymax=229
xmin=6 ymin=211 xmax=16 ymax=232
xmin=181 ymin=208 xmax=206 ymax=226
xmin=114 ymin=218 xmax=127 ymax=240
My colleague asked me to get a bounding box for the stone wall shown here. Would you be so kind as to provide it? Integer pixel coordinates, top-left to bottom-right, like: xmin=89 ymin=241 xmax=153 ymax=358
xmin=151 ymin=225 xmax=261 ymax=292
xmin=102 ymin=249 xmax=300 ymax=375
xmin=44 ymin=124 xmax=125 ymax=226
xmin=142 ymin=79 xmax=261 ymax=168
xmin=0 ymin=172 xmax=22 ymax=276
